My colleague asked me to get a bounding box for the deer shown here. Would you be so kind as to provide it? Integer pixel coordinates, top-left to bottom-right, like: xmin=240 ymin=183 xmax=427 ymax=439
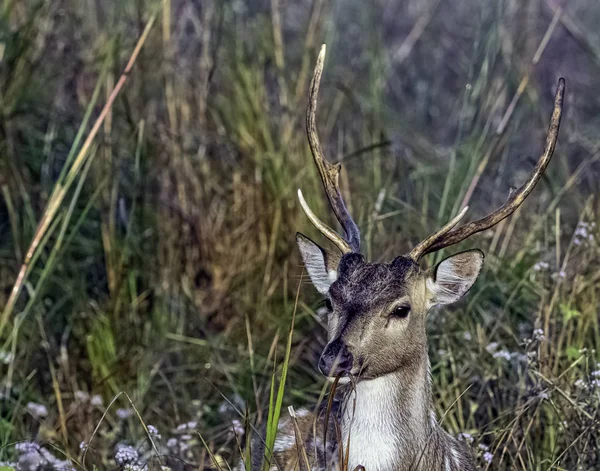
xmin=241 ymin=44 xmax=564 ymax=471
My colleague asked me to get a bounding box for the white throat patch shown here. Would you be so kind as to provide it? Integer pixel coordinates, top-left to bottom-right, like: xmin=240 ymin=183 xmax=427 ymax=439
xmin=342 ymin=375 xmax=400 ymax=471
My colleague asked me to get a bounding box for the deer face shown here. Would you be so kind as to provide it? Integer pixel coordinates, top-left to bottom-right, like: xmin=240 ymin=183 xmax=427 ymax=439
xmin=297 ymin=234 xmax=484 ymax=381
xmin=295 ymin=45 xmax=562 ymax=381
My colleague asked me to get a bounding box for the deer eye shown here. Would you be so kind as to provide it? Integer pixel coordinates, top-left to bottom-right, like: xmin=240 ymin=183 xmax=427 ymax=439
xmin=389 ymin=305 xmax=410 ymax=319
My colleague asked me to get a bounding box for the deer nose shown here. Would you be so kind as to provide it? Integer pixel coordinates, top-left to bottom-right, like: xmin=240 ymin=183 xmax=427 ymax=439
xmin=319 ymin=340 xmax=353 ymax=377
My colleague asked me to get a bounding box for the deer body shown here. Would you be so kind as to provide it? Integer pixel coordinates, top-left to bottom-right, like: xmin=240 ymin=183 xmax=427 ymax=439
xmin=339 ymin=362 xmax=474 ymax=471
xmin=255 ymin=355 xmax=474 ymax=470
xmin=240 ymin=45 xmax=564 ymax=471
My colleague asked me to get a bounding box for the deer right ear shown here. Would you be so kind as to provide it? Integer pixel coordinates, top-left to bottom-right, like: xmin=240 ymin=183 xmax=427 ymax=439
xmin=427 ymin=249 xmax=484 ymax=305
xmin=296 ymin=233 xmax=340 ymax=295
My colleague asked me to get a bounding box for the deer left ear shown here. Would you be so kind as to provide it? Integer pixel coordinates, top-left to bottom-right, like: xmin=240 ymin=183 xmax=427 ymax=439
xmin=427 ymin=250 xmax=484 ymax=305
xmin=296 ymin=233 xmax=341 ymax=295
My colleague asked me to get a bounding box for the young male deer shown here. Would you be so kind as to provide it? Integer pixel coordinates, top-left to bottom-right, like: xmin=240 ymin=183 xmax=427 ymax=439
xmin=243 ymin=45 xmax=564 ymax=471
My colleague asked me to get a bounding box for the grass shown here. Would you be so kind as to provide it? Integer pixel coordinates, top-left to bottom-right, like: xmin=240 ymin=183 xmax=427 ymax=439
xmin=0 ymin=0 xmax=600 ymax=469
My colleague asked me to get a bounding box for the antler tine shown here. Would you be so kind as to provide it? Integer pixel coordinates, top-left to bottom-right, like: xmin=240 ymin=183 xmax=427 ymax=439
xmin=297 ymin=190 xmax=353 ymax=253
xmin=411 ymin=77 xmax=565 ymax=260
xmin=408 ymin=206 xmax=469 ymax=261
xmin=304 ymin=44 xmax=361 ymax=253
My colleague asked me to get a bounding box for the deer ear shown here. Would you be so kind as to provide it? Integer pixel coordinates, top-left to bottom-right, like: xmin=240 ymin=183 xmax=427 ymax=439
xmin=296 ymin=233 xmax=340 ymax=295
xmin=427 ymin=250 xmax=484 ymax=305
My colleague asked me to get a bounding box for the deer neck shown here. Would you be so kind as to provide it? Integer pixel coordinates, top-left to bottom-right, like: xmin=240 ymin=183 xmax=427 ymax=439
xmin=340 ymin=352 xmax=436 ymax=471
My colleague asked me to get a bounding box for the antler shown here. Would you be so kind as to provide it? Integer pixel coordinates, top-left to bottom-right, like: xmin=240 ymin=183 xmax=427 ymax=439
xmin=298 ymin=44 xmax=361 ymax=254
xmin=409 ymin=77 xmax=565 ymax=261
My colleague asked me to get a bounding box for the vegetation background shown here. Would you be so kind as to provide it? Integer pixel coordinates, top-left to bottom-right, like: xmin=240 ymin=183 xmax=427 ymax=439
xmin=0 ymin=0 xmax=599 ymax=469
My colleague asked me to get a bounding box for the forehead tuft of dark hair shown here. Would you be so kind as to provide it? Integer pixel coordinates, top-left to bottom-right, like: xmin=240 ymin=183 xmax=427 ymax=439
xmin=329 ymin=254 xmax=418 ymax=310
xmin=338 ymin=253 xmax=365 ymax=278
xmin=390 ymin=256 xmax=418 ymax=278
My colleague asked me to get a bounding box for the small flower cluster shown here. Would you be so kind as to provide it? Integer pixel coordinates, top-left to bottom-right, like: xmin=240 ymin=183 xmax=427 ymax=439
xmin=11 ymin=441 xmax=75 ymax=470
xmin=0 ymin=349 xmax=14 ymax=365
xmin=486 ymin=342 xmax=527 ymax=364
xmin=538 ymin=390 xmax=550 ymax=400
xmin=533 ymin=261 xmax=549 ymax=272
xmin=107 ymin=420 xmax=212 ymax=469
xmin=162 ymin=421 xmax=203 ymax=461
xmin=589 ymin=367 xmax=600 ymax=389
xmin=573 ymin=364 xmax=600 ymax=391
xmin=147 ymin=424 xmax=161 ymax=439
xmin=533 ymin=329 xmax=545 ymax=341
xmin=532 ymin=261 xmax=566 ymax=282
xmin=485 ymin=342 xmax=529 ymax=367
xmin=457 ymin=433 xmax=493 ymax=465
xmin=26 ymin=402 xmax=48 ymax=420
xmin=573 ymin=221 xmax=595 ymax=246
xmin=73 ymin=390 xmax=104 ymax=407
xmin=551 ymin=269 xmax=567 ymax=281
xmin=492 ymin=350 xmax=511 ymax=361
xmin=166 ymin=434 xmax=197 ymax=456
xmin=175 ymin=420 xmax=198 ymax=432
xmin=114 ymin=443 xmax=140 ymax=467
xmin=477 ymin=443 xmax=493 ymax=464
xmin=109 ymin=425 xmax=176 ymax=470
xmin=230 ymin=419 xmax=245 ymax=435
xmin=485 ymin=342 xmax=499 ymax=354
xmin=117 ymin=408 xmax=134 ymax=420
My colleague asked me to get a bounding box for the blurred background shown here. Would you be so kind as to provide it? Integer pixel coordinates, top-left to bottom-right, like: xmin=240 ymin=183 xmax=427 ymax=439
xmin=1 ymin=0 xmax=600 ymax=469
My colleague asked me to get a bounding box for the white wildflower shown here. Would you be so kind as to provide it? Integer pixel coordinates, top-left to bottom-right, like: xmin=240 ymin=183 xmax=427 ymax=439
xmin=116 ymin=408 xmax=133 ymax=420
xmin=166 ymin=438 xmax=178 ymax=449
xmin=533 ymin=328 xmax=545 ymax=341
xmin=147 ymin=424 xmax=161 ymax=439
xmin=492 ymin=350 xmax=511 ymax=361
xmin=231 ymin=419 xmax=245 ymax=435
xmin=74 ymin=391 xmax=89 ymax=402
xmin=0 ymin=350 xmax=14 ymax=365
xmin=15 ymin=441 xmax=41 ymax=453
xmin=485 ymin=342 xmax=499 ymax=354
xmin=26 ymin=402 xmax=48 ymax=419
xmin=114 ymin=444 xmax=138 ymax=466
xmin=457 ymin=432 xmax=474 ymax=443
xmin=551 ymin=270 xmax=566 ymax=280
xmin=90 ymin=395 xmax=103 ymax=406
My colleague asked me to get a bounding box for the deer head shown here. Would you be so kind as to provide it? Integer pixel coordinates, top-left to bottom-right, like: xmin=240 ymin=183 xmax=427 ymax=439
xmin=297 ymin=45 xmax=564 ymax=381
